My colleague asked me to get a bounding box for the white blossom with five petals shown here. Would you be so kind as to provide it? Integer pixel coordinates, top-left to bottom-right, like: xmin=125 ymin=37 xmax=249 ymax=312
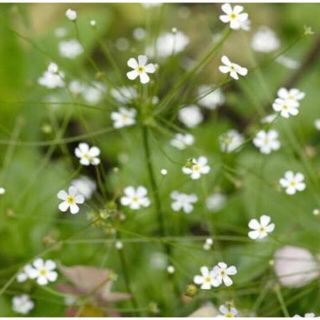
xmin=126 ymin=55 xmax=156 ymax=84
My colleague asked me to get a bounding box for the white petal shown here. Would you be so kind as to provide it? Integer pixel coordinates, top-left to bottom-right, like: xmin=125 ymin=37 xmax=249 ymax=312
xmin=59 ymin=201 xmax=69 ymax=212
xmin=138 ymin=55 xmax=148 ymax=66
xmin=57 ymin=190 xmax=67 ymax=200
xmin=127 ymin=70 xmax=138 ymax=80
xmin=127 ymin=58 xmax=138 ymax=69
xmin=139 ymin=72 xmax=150 ymax=84
xmin=70 ymin=204 xmax=80 ymax=214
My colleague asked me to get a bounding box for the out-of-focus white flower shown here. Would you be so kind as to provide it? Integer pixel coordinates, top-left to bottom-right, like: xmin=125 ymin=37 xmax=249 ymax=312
xmin=38 ymin=63 xmax=65 ymax=89
xmin=120 ymin=186 xmax=150 ymax=210
xmin=182 ymin=157 xmax=210 ymax=180
xmin=170 ymin=191 xmax=198 ymax=214
xmin=206 ymin=192 xmax=226 ymax=212
xmin=160 ymin=169 xmax=168 ymax=176
xmin=170 ymin=133 xmax=195 ymax=150
xmin=115 ymin=241 xmax=123 ymax=250
xmin=27 ymin=258 xmax=58 ymax=286
xmin=197 ymin=85 xmax=225 ymax=110
xmin=65 ymin=8 xmax=77 ymax=21
xmin=274 ymin=246 xmax=320 ymax=288
xmin=251 ymin=26 xmax=280 ymax=52
xmin=133 ymin=27 xmax=147 ymax=40
xmin=127 ymin=55 xmax=156 ymax=84
xmin=12 ymin=295 xmax=34 ymax=314
xmin=57 ymin=186 xmax=85 ymax=214
xmin=178 ymin=105 xmax=203 ymax=128
xmin=75 ymin=143 xmax=100 ymax=166
xmin=71 ymin=176 xmax=96 ymax=200
xmin=203 ymin=238 xmax=213 ymax=251
xmin=111 ymin=107 xmax=136 ymax=129
xmin=90 ymin=20 xmax=96 ymax=27
xmin=194 ymin=266 xmax=218 ymax=290
xmin=277 ymin=88 xmax=305 ymax=101
xmin=83 ymin=82 xmax=106 ymax=105
xmin=219 ymin=3 xmax=249 ymax=30
xmin=219 ymin=129 xmax=244 ymax=153
xmin=248 ymin=215 xmax=275 ymax=240
xmin=111 ymin=86 xmax=137 ymax=104
xmin=69 ymin=80 xmax=83 ymax=96
xmin=0 ymin=187 xmax=5 ymax=195
xmin=253 ymin=130 xmax=281 ymax=154
xmin=276 ymin=55 xmax=300 ymax=69
xmin=167 ymin=265 xmax=175 ymax=274
xmin=261 ymin=113 xmax=277 ymax=124
xmin=218 ymin=304 xmax=238 ymax=317
xmin=147 ymin=31 xmax=189 ymax=58
xmin=59 ymin=39 xmax=83 ymax=59
xmin=219 ymin=56 xmax=248 ymax=80
xmin=314 ymin=119 xmax=320 ymax=130
xmin=212 ymin=262 xmax=237 ymax=287
xmin=279 ymin=171 xmax=306 ymax=195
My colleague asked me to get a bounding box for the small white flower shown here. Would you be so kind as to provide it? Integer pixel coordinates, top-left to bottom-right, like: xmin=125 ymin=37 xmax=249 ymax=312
xmin=253 ymin=130 xmax=281 ymax=154
xmin=126 ymin=55 xmax=156 ymax=84
xmin=115 ymin=241 xmax=123 ymax=250
xmin=65 ymin=9 xmax=77 ymax=21
xmin=75 ymin=142 xmax=100 ymax=166
xmin=197 ymin=85 xmax=225 ymax=110
xmin=248 ymin=215 xmax=275 ymax=240
xmin=170 ymin=191 xmax=198 ymax=214
xmin=120 ymin=186 xmax=150 ymax=210
xmin=71 ymin=176 xmax=96 ymax=200
xmin=251 ymin=26 xmax=280 ymax=52
xmin=219 ymin=56 xmax=248 ymax=80
xmin=170 ymin=133 xmax=195 ymax=150
xmin=69 ymin=80 xmax=84 ymax=96
xmin=0 ymin=187 xmax=5 ymax=195
xmin=167 ymin=265 xmax=175 ymax=274
xmin=206 ymin=192 xmax=226 ymax=212
xmin=147 ymin=31 xmax=189 ymax=58
xmin=83 ymin=82 xmax=106 ymax=105
xmin=219 ymin=129 xmax=244 ymax=153
xmin=314 ymin=119 xmax=320 ymax=130
xmin=193 ymin=266 xmax=219 ymax=289
xmin=27 ymin=258 xmax=58 ymax=286
xmin=261 ymin=113 xmax=277 ymax=124
xmin=277 ymin=87 xmax=305 ymax=101
xmin=276 ymin=55 xmax=300 ymax=69
xmin=111 ymin=86 xmax=137 ymax=104
xmin=38 ymin=62 xmax=65 ymax=89
xmin=160 ymin=169 xmax=168 ymax=176
xmin=57 ymin=186 xmax=85 ymax=214
xmin=182 ymin=157 xmax=210 ymax=180
xmin=90 ymin=20 xmax=96 ymax=27
xmin=59 ymin=39 xmax=83 ymax=59
xmin=111 ymin=107 xmax=137 ymax=129
xmin=219 ymin=304 xmax=238 ymax=317
xmin=212 ymin=262 xmax=237 ymax=287
xmin=294 ymin=314 xmax=317 ymax=318
xmin=219 ymin=3 xmax=249 ymax=30
xmin=279 ymin=171 xmax=306 ymax=195
xmin=12 ymin=295 xmax=34 ymax=314
xmin=203 ymin=238 xmax=213 ymax=251
xmin=178 ymin=105 xmax=203 ymax=128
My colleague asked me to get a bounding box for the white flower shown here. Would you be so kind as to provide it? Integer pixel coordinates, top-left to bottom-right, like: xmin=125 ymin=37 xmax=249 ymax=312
xmin=59 ymin=39 xmax=83 ymax=59
xmin=170 ymin=191 xmax=198 ymax=214
xmin=219 ymin=129 xmax=244 ymax=153
xmin=251 ymin=26 xmax=280 ymax=52
xmin=315 ymin=119 xmax=320 ymax=131
xmin=219 ymin=304 xmax=238 ymax=317
xmin=27 ymin=258 xmax=58 ymax=286
xmin=66 ymin=8 xmax=77 ymax=21
xmin=0 ymin=187 xmax=5 ymax=195
xmin=75 ymin=142 xmax=100 ymax=166
xmin=203 ymin=238 xmax=213 ymax=251
xmin=147 ymin=31 xmax=189 ymax=58
xmin=170 ymin=133 xmax=195 ymax=150
xmin=133 ymin=27 xmax=146 ymax=41
xmin=111 ymin=107 xmax=136 ymax=129
xmin=212 ymin=262 xmax=237 ymax=287
xmin=219 ymin=3 xmax=249 ymax=30
xmin=120 ymin=186 xmax=150 ymax=210
xmin=193 ymin=266 xmax=219 ymax=289
xmin=261 ymin=113 xmax=277 ymax=124
xmin=294 ymin=313 xmax=317 ymax=318
xmin=12 ymin=295 xmax=34 ymax=314
xmin=83 ymin=82 xmax=106 ymax=105
xmin=178 ymin=105 xmax=203 ymax=128
xmin=219 ymin=56 xmax=248 ymax=80
xmin=276 ymin=55 xmax=300 ymax=69
xmin=111 ymin=86 xmax=137 ymax=104
xmin=279 ymin=171 xmax=306 ymax=195
xmin=16 ymin=264 xmax=33 ymax=283
xmin=167 ymin=265 xmax=175 ymax=274
xmin=272 ymin=88 xmax=305 ymax=118
xmin=115 ymin=241 xmax=123 ymax=250
xmin=197 ymin=85 xmax=225 ymax=110
xmin=206 ymin=192 xmax=226 ymax=212
xmin=248 ymin=215 xmax=275 ymax=240
xmin=253 ymin=130 xmax=281 ymax=154
xmin=71 ymin=176 xmax=96 ymax=200
xmin=69 ymin=80 xmax=83 ymax=96
xmin=182 ymin=157 xmax=210 ymax=180
xmin=160 ymin=169 xmax=168 ymax=176
xmin=274 ymin=246 xmax=320 ymax=288
xmin=90 ymin=20 xmax=96 ymax=27
xmin=57 ymin=186 xmax=85 ymax=214
xmin=38 ymin=62 xmax=65 ymax=89
xmin=126 ymin=55 xmax=156 ymax=84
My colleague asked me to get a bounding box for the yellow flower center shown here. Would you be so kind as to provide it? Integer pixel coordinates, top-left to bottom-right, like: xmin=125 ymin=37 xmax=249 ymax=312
xmin=229 ymin=13 xmax=238 ymax=20
xmin=192 ymin=164 xmax=201 ymax=172
xmin=132 ymin=196 xmax=140 ymax=203
xmin=137 ymin=66 xmax=145 ymax=74
xmin=39 ymin=268 xmax=48 ymax=277
xmin=204 ymin=276 xmax=212 ymax=283
xmin=67 ymin=195 xmax=76 ymax=205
